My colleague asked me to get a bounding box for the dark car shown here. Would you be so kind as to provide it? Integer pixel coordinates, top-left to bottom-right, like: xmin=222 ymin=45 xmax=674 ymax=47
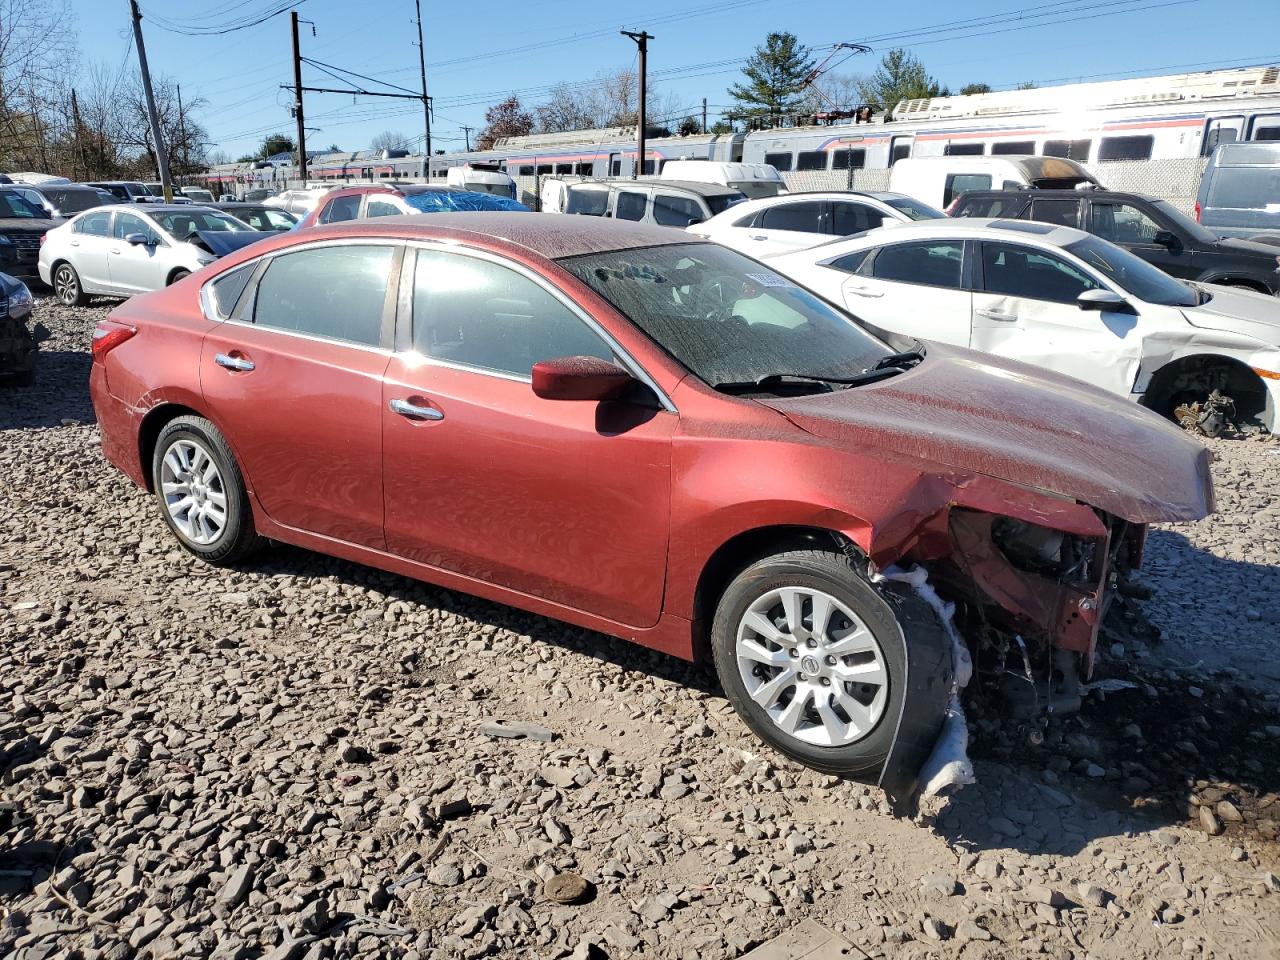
xmin=211 ymin=202 xmax=298 ymax=232
xmin=0 ymin=189 xmax=57 ymax=281
xmin=951 ymin=189 xmax=1280 ymax=295
xmin=87 ymin=181 xmax=155 ymax=203
xmin=87 ymin=212 xmax=1211 ymax=802
xmin=0 ymin=241 xmax=41 ymax=385
xmin=10 ymin=183 xmax=111 ymax=220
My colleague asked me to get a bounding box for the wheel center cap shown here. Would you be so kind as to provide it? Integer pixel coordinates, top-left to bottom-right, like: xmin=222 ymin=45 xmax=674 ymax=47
xmin=801 ymin=655 xmax=821 ymax=675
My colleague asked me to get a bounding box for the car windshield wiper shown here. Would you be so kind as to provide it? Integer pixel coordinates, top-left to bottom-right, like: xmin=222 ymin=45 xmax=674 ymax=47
xmin=873 ymin=349 xmax=925 ymax=371
xmin=714 ymin=361 xmax=920 ymax=396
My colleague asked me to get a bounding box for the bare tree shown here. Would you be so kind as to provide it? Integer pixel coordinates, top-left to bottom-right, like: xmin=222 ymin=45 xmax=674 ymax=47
xmin=801 ymin=72 xmax=870 ymax=113
xmin=0 ymin=0 xmax=76 ymax=171
xmin=370 ymin=130 xmax=411 ymax=153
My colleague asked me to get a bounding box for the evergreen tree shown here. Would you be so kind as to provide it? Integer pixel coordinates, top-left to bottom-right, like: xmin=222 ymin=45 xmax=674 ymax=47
xmin=728 ymin=32 xmax=815 ymax=119
xmin=858 ymin=49 xmax=947 ymax=118
xmin=959 ymin=82 xmax=992 ymax=95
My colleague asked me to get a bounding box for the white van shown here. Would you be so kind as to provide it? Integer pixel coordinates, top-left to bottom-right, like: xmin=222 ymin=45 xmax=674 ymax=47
xmin=540 ymin=177 xmax=746 ymax=225
xmin=659 ymin=160 xmax=786 ymax=199
xmin=446 ymin=164 xmax=517 ymax=199
xmin=888 ymin=156 xmax=1099 ymax=211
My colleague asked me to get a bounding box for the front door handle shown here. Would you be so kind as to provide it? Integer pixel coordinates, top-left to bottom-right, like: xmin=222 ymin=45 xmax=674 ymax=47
xmin=214 ymin=353 xmax=255 ymax=372
xmin=390 ymin=398 xmax=444 ymax=421
xmin=749 ymin=234 xmax=768 ymax=241
xmin=975 ymin=308 xmax=1017 ymax=321
xmin=845 ymin=285 xmax=883 ymax=298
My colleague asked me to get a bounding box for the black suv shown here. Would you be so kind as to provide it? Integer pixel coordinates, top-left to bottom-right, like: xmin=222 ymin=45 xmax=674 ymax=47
xmin=950 ymin=189 xmax=1280 ymax=295
xmin=0 ymin=188 xmax=57 ymax=281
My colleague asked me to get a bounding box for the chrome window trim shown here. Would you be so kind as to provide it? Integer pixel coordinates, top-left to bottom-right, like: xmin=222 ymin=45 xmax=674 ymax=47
xmin=402 ymin=240 xmax=677 ymax=413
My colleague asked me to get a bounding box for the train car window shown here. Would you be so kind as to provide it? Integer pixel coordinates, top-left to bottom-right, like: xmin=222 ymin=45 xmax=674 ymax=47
xmin=890 ymin=139 xmax=913 ymax=165
xmin=796 ymin=151 xmax=826 ymax=171
xmin=992 ymin=141 xmax=1035 ymax=155
xmin=537 ymin=165 xmax=553 ymax=175
xmin=555 ymin=164 xmax=573 ymax=175
xmin=1043 ymin=139 xmax=1092 ymax=161
xmin=1250 ymin=114 xmax=1280 ymax=141
xmin=1202 ymin=116 xmax=1244 ymax=155
xmin=609 ymin=157 xmax=621 ymax=176
xmin=830 ymin=148 xmax=866 ymax=170
xmin=518 ymin=165 xmax=535 ymax=176
xmin=764 ymin=152 xmax=793 ymax=172
xmin=575 ymin=163 xmax=594 ymax=175
xmin=944 ymin=143 xmax=985 ymax=156
xmin=1098 ymin=136 xmax=1153 ymax=161
xmin=641 ymin=159 xmax=656 ymax=175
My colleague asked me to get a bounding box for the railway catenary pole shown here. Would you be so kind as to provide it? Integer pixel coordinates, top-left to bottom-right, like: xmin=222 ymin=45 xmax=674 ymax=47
xmin=414 ymin=0 xmax=431 ymax=177
xmin=621 ymin=30 xmax=653 ymax=180
xmin=291 ymin=11 xmax=308 ymax=183
xmin=128 ymin=0 xmax=173 ymax=201
xmin=702 ymin=97 xmax=707 ymax=135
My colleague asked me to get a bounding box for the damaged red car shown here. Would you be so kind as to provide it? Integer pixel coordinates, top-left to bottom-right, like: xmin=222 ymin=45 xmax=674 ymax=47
xmin=88 ymin=213 xmax=1214 ymax=803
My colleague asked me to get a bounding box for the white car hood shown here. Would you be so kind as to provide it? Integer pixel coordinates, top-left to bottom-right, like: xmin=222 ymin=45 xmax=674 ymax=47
xmin=1184 ymin=284 xmax=1280 ymax=346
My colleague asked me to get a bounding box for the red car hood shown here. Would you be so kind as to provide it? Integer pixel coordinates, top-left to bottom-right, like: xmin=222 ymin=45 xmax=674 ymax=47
xmin=760 ymin=345 xmax=1213 ymax=524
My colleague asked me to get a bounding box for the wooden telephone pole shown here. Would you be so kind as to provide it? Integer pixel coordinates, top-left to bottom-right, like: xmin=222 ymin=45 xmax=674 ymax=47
xmin=291 ymin=11 xmax=308 ymax=182
xmin=128 ymin=0 xmax=173 ymax=200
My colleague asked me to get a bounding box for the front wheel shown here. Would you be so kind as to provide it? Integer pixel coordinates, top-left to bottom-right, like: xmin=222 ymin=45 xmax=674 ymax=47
xmin=168 ymin=269 xmax=191 ymax=286
xmin=711 ymin=548 xmax=910 ymax=779
xmin=151 ymin=415 xmax=261 ymax=564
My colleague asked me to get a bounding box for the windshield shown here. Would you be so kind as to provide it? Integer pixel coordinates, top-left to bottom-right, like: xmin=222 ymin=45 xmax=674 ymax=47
xmin=884 ymin=196 xmax=945 ymax=220
xmin=1066 ymin=234 xmax=1198 ymax=307
xmin=153 ymin=210 xmax=252 ymax=237
xmin=48 ymin=189 xmax=103 ymax=214
xmin=559 ymin=243 xmax=895 ymax=390
xmin=0 ymin=192 xmax=44 ymax=218
xmin=706 ymin=193 xmax=748 ymax=215
xmin=1150 ymin=199 xmax=1219 ymax=244
xmin=732 ymin=180 xmax=784 ymax=200
xmin=404 ymin=191 xmax=528 ymax=213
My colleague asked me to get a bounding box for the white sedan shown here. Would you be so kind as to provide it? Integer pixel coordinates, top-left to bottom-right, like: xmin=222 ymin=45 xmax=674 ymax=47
xmin=767 ymin=219 xmax=1280 ymax=432
xmin=688 ymin=190 xmax=944 ymax=257
xmin=38 ymin=205 xmax=268 ymax=304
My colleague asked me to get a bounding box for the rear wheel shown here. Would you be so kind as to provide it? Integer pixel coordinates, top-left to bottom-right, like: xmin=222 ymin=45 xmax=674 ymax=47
xmin=711 ymin=548 xmax=909 ymax=778
xmin=151 ymin=415 xmax=261 ymax=565
xmin=53 ymin=263 xmax=88 ymax=306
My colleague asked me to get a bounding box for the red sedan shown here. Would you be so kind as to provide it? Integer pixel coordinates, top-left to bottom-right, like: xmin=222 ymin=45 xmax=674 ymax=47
xmin=89 ymin=212 xmax=1212 ymax=802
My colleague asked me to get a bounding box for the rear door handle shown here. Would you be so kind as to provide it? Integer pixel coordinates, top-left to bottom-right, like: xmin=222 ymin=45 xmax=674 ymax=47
xmin=214 ymin=353 xmax=255 ymax=372
xmin=976 ymin=308 xmax=1017 ymax=321
xmin=748 ymin=235 xmax=768 ymax=241
xmin=390 ymin=398 xmax=444 ymax=421
xmin=845 ymin=285 xmax=883 ymax=298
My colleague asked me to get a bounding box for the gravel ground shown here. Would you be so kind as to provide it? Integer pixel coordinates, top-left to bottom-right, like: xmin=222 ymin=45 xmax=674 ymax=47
xmin=2 ymin=299 xmax=1279 ymax=960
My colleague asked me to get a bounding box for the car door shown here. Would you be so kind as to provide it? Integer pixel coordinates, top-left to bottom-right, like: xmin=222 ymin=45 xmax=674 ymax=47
xmin=381 ymin=245 xmax=674 ymax=628
xmin=200 ymin=240 xmax=399 ymax=549
xmin=107 ymin=211 xmax=168 ymax=294
xmin=833 ymin=239 xmax=973 ymax=346
xmin=972 ymin=239 xmax=1144 ymax=395
xmin=1087 ymin=199 xmax=1196 ymax=279
xmin=67 ymin=210 xmax=116 ymax=293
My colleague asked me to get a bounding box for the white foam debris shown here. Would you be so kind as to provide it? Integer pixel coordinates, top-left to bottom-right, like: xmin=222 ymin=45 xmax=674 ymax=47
xmin=875 ymin=564 xmax=976 ymax=796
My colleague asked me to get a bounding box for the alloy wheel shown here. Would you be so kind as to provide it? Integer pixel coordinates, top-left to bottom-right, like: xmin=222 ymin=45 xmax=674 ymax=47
xmin=54 ymin=266 xmax=78 ymax=305
xmin=735 ymin=586 xmax=889 ymax=747
xmin=159 ymin=438 xmax=228 ymax=545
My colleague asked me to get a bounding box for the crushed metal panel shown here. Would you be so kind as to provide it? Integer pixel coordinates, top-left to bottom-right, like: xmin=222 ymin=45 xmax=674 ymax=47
xmin=738 ymin=919 xmax=855 ymax=960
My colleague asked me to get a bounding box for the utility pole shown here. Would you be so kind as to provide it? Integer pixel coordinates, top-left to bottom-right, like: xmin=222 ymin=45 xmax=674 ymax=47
xmin=460 ymin=125 xmax=473 ymax=151
xmin=621 ymin=30 xmax=653 ymax=179
xmin=414 ymin=0 xmax=432 ymax=177
xmin=128 ymin=0 xmax=173 ymax=200
xmin=70 ymin=89 xmax=88 ymax=180
xmin=702 ymin=97 xmax=707 ymax=135
xmin=291 ymin=10 xmax=308 ymax=182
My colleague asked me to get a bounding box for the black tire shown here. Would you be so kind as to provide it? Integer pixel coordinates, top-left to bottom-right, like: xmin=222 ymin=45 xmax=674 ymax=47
xmin=11 ymin=367 xmax=35 ymax=387
xmin=168 ymin=269 xmax=191 ymax=286
xmin=53 ymin=262 xmax=88 ymax=307
xmin=711 ymin=548 xmax=917 ymax=779
xmin=151 ymin=415 xmax=261 ymax=565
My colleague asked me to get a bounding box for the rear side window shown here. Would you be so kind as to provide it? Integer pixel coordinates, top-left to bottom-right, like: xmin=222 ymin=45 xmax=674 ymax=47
xmin=759 ymin=201 xmax=825 ymax=232
xmin=1206 ymin=167 xmax=1280 ymax=209
xmin=366 ymin=198 xmax=402 ymax=217
xmin=943 ymin=173 xmax=992 ymax=207
xmin=871 ymin=241 xmax=964 ymax=289
xmin=831 ymin=202 xmax=886 ymax=235
xmin=1098 ymin=136 xmax=1154 ymax=161
xmin=796 ymin=151 xmax=827 ymax=171
xmin=565 ymin=188 xmax=608 ymax=216
xmin=253 ymin=244 xmax=393 ymax=346
xmin=1091 ymin=201 xmax=1163 ymax=243
xmin=1029 ymin=198 xmax=1081 ymax=227
xmin=208 ymin=264 xmax=254 ymax=319
xmin=764 ymin=152 xmax=793 ymax=172
xmin=652 ymin=193 xmax=704 ymax=227
xmin=1043 ymin=139 xmax=1092 ymax=161
xmin=830 ymin=148 xmax=865 ymax=170
xmin=75 ymin=211 xmax=113 ymax=236
xmin=320 ymin=195 xmax=361 ymax=223
xmin=615 ymin=192 xmax=647 ymax=221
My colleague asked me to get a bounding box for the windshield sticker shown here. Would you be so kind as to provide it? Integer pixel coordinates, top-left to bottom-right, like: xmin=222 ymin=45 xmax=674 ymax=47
xmin=745 ymin=273 xmax=792 ymax=287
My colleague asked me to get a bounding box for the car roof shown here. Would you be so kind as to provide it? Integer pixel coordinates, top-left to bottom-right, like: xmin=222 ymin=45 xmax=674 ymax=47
xmin=313 ymin=211 xmax=699 ymax=259
xmin=813 ymin=216 xmax=1091 ymax=248
xmin=955 ymin=188 xmax=1160 ymax=204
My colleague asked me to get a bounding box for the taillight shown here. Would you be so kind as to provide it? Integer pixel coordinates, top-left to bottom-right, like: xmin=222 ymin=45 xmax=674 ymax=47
xmin=1194 ymin=201 xmax=1201 ymax=223
xmin=39 ymin=233 xmax=47 ymax=247
xmin=91 ymin=323 xmax=137 ymax=362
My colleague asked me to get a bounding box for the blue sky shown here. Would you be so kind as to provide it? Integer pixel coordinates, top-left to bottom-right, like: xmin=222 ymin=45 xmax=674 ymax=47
xmin=69 ymin=0 xmax=1280 ymax=160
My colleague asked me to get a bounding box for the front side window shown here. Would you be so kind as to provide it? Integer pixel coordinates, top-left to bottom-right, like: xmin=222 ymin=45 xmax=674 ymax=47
xmin=75 ymin=211 xmax=113 ymax=236
xmin=1098 ymin=135 xmax=1154 ymax=162
xmin=0 ymin=192 xmax=42 ymax=218
xmin=112 ymin=212 xmax=159 ymax=243
xmin=321 ymin=195 xmax=361 ymax=223
xmin=565 ymin=187 xmax=609 ymax=216
xmin=871 ymin=241 xmax=964 ymax=289
xmin=884 ymin=196 xmax=945 ymax=220
xmin=831 ymin=202 xmax=886 ymax=236
xmin=1029 ymin=198 xmax=1081 ymax=227
xmin=1065 ymin=234 xmax=1197 ymax=306
xmin=153 ymin=210 xmax=251 ymax=238
xmin=981 ymin=241 xmax=1099 ymax=303
xmin=652 ymin=194 xmax=704 ymax=227
xmin=615 ymin=192 xmax=647 ymax=221
xmin=705 ymin=193 xmax=747 ymax=216
xmin=366 ymin=198 xmax=403 ymax=217
xmin=759 ymin=200 xmax=826 ymax=232
xmin=764 ymin=152 xmax=793 ymax=172
xmin=558 ymin=243 xmax=893 ymax=390
xmin=1090 ymin=201 xmax=1162 ymax=244
xmin=48 ymin=189 xmax=103 ymax=214
xmin=411 ymin=250 xmax=613 ymax=377
xmin=943 ymin=173 xmax=992 ymax=207
xmin=253 ymin=244 xmax=393 ymax=346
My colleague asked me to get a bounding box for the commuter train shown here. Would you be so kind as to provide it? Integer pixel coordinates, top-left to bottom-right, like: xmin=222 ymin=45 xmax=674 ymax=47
xmin=204 ymin=64 xmax=1280 ymax=189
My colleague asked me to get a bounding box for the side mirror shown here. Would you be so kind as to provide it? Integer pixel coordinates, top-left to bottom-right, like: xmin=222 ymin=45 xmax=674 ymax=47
xmin=532 ymin=356 xmax=634 ymax=402
xmin=686 ymin=216 xmax=705 ymax=226
xmin=1153 ymin=229 xmax=1179 ymax=249
xmin=1077 ymin=289 xmax=1131 ymax=312
xmin=125 ymin=232 xmax=151 ymax=246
